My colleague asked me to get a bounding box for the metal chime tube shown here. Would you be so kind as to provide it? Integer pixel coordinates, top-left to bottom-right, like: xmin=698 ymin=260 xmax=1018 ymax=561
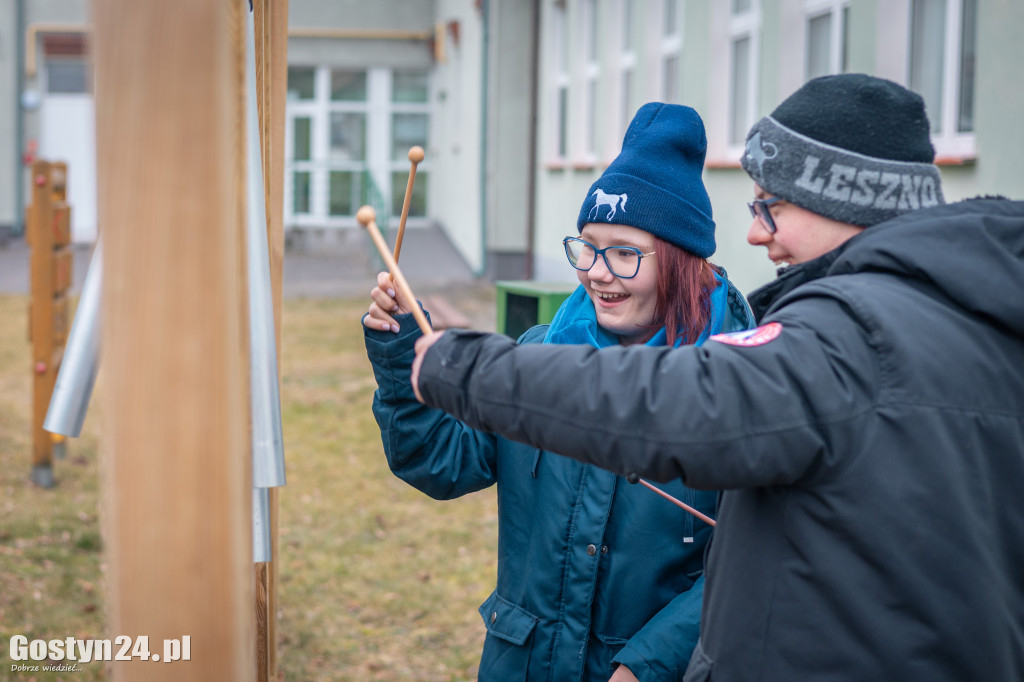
xmin=245 ymin=0 xmax=285 ymax=562
xmin=44 ymin=238 xmax=103 ymax=437
xmin=252 ymin=487 xmax=272 ymax=563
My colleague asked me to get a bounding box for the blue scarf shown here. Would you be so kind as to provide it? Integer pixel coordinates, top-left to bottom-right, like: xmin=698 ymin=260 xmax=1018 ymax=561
xmin=543 ymin=270 xmax=730 ymax=349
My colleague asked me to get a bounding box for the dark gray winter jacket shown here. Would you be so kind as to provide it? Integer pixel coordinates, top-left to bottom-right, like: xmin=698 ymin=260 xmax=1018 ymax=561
xmin=418 ymin=199 xmax=1024 ymax=681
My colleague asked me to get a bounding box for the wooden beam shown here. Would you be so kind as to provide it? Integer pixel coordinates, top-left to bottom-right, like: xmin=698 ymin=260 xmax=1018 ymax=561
xmin=253 ymin=0 xmax=288 ymax=679
xmin=94 ymin=1 xmax=254 ymax=679
xmin=23 ymin=23 xmax=90 ymax=77
xmin=27 ymin=160 xmax=71 ymax=487
xmin=288 ymin=27 xmax=433 ymax=40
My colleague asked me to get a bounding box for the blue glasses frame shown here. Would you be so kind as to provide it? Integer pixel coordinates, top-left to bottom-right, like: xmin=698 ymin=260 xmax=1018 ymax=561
xmin=563 ymin=236 xmax=655 ymax=279
xmin=747 ymin=196 xmax=782 ymax=234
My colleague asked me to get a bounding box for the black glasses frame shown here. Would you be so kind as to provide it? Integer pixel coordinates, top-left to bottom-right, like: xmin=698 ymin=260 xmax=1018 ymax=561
xmin=563 ymin=236 xmax=655 ymax=279
xmin=747 ymin=196 xmax=782 ymax=234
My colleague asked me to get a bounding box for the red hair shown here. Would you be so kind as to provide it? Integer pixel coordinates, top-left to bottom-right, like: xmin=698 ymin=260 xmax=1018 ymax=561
xmin=651 ymin=237 xmax=717 ymax=346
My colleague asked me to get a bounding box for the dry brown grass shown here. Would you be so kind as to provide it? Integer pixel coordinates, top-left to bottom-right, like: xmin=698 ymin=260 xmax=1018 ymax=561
xmin=0 ymin=293 xmax=498 ymax=681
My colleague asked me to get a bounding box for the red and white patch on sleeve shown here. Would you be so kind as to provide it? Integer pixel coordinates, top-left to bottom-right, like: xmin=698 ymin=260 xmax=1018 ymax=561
xmin=709 ymin=322 xmax=783 ymax=347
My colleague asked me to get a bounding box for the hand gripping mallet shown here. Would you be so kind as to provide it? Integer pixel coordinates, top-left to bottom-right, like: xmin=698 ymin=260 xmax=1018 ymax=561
xmin=357 ymin=205 xmax=433 ymax=336
xmin=391 ymin=145 xmax=425 ymax=279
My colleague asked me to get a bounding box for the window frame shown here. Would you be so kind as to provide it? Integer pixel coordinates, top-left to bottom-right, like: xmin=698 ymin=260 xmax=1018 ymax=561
xmin=803 ymin=0 xmax=849 ymax=80
xmin=659 ymin=0 xmax=683 ymax=103
xmin=908 ymin=0 xmax=976 ymax=160
xmin=284 ymin=66 xmax=432 ymax=227
xmin=613 ymin=0 xmax=638 ymax=152
xmin=727 ymin=1 xmax=761 ymax=154
xmin=578 ymin=0 xmax=600 ymax=165
xmin=387 ymin=69 xmax=432 ymax=219
xmin=548 ymin=0 xmax=571 ymax=166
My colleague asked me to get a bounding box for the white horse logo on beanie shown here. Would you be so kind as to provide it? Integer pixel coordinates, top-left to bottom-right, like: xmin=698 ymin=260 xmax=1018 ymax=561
xmin=589 ymin=189 xmax=628 ymax=220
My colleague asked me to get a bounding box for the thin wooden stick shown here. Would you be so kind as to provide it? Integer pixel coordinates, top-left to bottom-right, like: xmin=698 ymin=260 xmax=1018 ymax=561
xmin=638 ymin=478 xmax=717 ymax=527
xmin=391 ymin=145 xmax=424 ymax=275
xmin=357 ymin=205 xmax=433 ymax=336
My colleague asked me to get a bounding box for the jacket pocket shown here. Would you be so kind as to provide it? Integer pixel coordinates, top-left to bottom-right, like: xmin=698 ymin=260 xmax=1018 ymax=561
xmin=682 ymin=638 xmax=713 ymax=682
xmin=478 ymin=591 xmax=539 ymax=645
xmin=476 ymin=591 xmax=540 ymax=681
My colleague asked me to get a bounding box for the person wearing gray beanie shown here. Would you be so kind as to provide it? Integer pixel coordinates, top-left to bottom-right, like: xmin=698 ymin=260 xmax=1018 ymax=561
xmin=409 ymin=72 xmax=1024 ymax=682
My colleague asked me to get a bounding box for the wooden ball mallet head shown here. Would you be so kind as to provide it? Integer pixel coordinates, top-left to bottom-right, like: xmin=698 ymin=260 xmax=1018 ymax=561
xmin=356 ymin=205 xmax=433 ymax=336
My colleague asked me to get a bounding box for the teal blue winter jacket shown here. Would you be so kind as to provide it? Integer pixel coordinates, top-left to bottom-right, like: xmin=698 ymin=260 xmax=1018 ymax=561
xmin=363 ymin=274 xmax=754 ymax=681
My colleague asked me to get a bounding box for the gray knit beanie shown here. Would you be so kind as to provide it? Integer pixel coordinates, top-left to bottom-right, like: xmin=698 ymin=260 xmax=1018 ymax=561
xmin=741 ymin=74 xmax=945 ymax=227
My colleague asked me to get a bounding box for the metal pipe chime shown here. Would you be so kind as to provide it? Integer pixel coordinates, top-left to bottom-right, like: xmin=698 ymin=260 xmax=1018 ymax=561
xmin=252 ymin=487 xmax=272 ymax=563
xmin=44 ymin=238 xmax=103 ymax=437
xmin=245 ymin=0 xmax=286 ymax=562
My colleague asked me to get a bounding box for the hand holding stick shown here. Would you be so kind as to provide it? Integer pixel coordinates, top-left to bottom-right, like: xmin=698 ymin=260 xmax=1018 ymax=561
xmin=357 ymin=205 xmax=433 ymax=336
xmin=391 ymin=145 xmax=425 ymax=277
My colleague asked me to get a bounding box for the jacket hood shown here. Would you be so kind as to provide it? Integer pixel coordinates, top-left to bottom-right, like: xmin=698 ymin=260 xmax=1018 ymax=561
xmin=829 ymin=198 xmax=1024 ymax=336
xmin=750 ymin=198 xmax=1024 ymax=334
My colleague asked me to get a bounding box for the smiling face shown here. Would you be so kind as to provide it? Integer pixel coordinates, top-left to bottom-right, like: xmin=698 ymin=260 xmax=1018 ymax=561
xmin=576 ymin=223 xmax=659 ymax=344
xmin=746 ymin=184 xmax=865 ymax=266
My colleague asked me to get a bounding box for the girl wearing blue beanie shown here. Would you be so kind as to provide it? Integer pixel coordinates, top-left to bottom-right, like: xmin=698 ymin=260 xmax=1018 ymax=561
xmin=363 ymin=103 xmax=754 ymax=681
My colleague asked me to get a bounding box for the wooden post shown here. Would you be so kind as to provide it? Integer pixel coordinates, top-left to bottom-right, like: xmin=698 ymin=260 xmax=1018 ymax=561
xmin=26 ymin=159 xmax=72 ymax=488
xmin=94 ymin=2 xmax=254 ymax=680
xmin=253 ymin=0 xmax=288 ymax=679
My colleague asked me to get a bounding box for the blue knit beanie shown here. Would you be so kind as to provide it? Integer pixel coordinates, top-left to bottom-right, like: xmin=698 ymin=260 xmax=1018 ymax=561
xmin=577 ymin=103 xmax=715 ymax=258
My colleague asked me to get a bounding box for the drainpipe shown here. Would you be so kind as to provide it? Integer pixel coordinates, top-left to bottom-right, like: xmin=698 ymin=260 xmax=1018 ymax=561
xmin=476 ymin=0 xmax=489 ymax=277
xmin=524 ymin=0 xmax=540 ymax=280
xmin=13 ymin=0 xmax=26 ymax=238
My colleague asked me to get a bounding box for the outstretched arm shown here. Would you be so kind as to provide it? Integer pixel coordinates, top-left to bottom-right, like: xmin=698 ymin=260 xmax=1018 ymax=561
xmin=412 ymin=296 xmax=877 ymax=490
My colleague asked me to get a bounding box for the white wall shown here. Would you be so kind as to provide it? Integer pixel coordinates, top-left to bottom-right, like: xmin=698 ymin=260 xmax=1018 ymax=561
xmin=430 ymin=0 xmax=485 ymax=273
xmin=39 ymin=94 xmax=96 ymax=242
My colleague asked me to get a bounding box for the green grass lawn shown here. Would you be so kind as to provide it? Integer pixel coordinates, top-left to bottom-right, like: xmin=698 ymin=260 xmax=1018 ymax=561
xmin=0 ymin=294 xmax=498 ymax=681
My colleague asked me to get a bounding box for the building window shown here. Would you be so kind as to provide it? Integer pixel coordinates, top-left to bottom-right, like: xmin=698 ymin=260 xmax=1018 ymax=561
xmin=46 ymin=60 xmax=91 ymax=94
xmin=285 ymin=67 xmax=431 ymax=225
xmin=389 ymin=70 xmax=431 ymax=217
xmin=909 ymin=0 xmax=977 ymax=156
xmin=804 ymin=1 xmax=849 ymax=80
xmin=42 ymin=34 xmax=91 ymax=94
xmin=392 ymin=71 xmax=429 ymax=103
xmin=331 ymin=70 xmax=368 ymax=101
xmin=329 ymin=171 xmax=361 ymax=217
xmin=581 ymin=0 xmax=600 ymax=160
xmin=293 ymin=172 xmax=311 ymax=215
xmin=617 ymin=0 xmax=637 ymax=141
xmin=391 ymin=170 xmax=428 ymax=218
xmin=730 ymin=37 xmax=751 ymax=145
xmin=287 ymin=67 xmax=316 ymax=101
xmin=551 ymin=1 xmax=570 ymax=161
xmin=291 ymin=116 xmax=313 ymax=215
xmin=329 ymin=113 xmax=366 ymax=161
xmin=729 ymin=2 xmax=759 ymax=147
xmin=661 ymin=0 xmax=682 ymax=103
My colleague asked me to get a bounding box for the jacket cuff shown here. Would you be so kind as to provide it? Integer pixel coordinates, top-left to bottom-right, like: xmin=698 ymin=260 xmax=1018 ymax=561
xmin=363 ymin=309 xmax=431 ymax=359
xmin=612 ymin=648 xmax=672 ymax=682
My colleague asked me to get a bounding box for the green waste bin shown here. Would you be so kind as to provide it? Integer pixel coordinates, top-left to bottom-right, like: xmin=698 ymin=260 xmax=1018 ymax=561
xmin=495 ymin=280 xmax=579 ymax=340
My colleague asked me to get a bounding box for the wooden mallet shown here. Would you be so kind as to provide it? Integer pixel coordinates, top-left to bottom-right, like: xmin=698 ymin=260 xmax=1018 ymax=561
xmin=357 ymin=205 xmax=433 ymax=336
xmin=391 ymin=145 xmax=425 ymax=276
